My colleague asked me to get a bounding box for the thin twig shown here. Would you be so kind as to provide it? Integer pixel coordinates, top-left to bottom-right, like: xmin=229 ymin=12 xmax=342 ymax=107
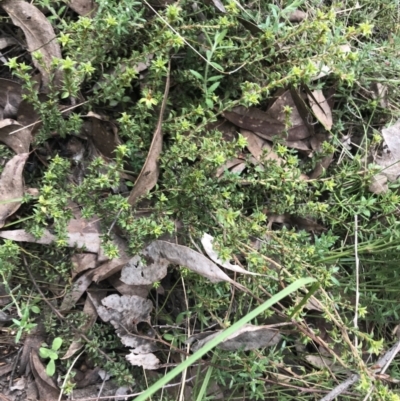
xmin=354 ymin=215 xmax=359 ymax=349
xmin=319 ymin=338 xmax=400 ymax=401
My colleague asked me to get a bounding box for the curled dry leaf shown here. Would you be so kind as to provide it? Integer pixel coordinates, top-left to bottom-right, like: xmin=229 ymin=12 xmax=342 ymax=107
xmin=215 ymin=157 xmax=245 ymax=177
xmin=0 ymin=78 xmax=22 ymax=119
xmin=126 ymin=352 xmax=160 ymax=370
xmin=121 ymin=240 xmax=249 ymax=291
xmin=0 ymin=153 xmax=28 ymax=228
xmin=67 ymin=0 xmax=97 ymax=16
xmin=241 ymin=129 xmax=282 ymax=163
xmin=1 ymin=0 xmax=63 ymax=91
xmin=30 ymin=352 xmax=60 ymax=401
xmin=188 ymin=324 xmax=281 ymax=352
xmin=307 ymin=90 xmax=333 ymax=131
xmin=288 ymin=10 xmax=307 ymax=23
xmin=201 ymin=233 xmax=261 ymax=276
xmin=0 ymin=217 xmax=102 ymax=252
xmin=83 ymin=112 xmax=121 ymax=159
xmin=127 ymin=64 xmax=170 ymax=206
xmin=267 ymin=90 xmax=311 ymax=140
xmin=61 ymin=292 xmax=101 ymax=360
xmin=120 ymin=246 xmax=170 ymax=286
xmin=373 ymin=119 xmax=400 ymax=185
xmin=60 ymin=269 xmax=95 ymax=312
xmin=211 ymin=0 xmax=226 ymax=13
xmin=0 ymin=119 xmax=31 ymax=154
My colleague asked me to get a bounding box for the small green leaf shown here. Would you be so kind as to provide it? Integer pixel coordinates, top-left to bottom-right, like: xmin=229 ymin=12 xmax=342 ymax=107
xmin=205 ymin=98 xmax=214 ymax=108
xmin=31 ymin=305 xmax=40 ymax=314
xmin=52 ymin=337 xmax=63 ymax=351
xmin=208 ymin=81 xmax=220 ymax=94
xmin=207 ymin=75 xmax=224 ymax=82
xmin=210 ymin=61 xmax=224 ymax=71
xmin=12 ymin=319 xmax=21 ymax=327
xmin=215 ymin=29 xmax=228 ymax=45
xmin=39 ymin=347 xmax=51 ymax=359
xmin=163 ymin=333 xmax=174 ymax=341
xmin=189 ymin=69 xmax=203 ymax=80
xmin=46 ymin=359 xmax=56 ymax=376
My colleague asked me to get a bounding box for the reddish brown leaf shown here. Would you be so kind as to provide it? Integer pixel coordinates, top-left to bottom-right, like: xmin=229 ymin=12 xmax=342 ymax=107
xmin=127 ymin=64 xmax=171 ymax=206
xmin=1 ymin=1 xmax=63 ymax=91
xmin=0 ymin=153 xmax=28 ymax=228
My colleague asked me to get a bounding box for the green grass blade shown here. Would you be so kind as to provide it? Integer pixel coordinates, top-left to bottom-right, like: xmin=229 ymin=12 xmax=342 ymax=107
xmin=134 ymin=277 xmax=317 ymax=401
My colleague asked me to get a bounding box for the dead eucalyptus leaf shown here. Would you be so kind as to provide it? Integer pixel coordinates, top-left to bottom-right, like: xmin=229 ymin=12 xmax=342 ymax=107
xmin=309 ymin=154 xmax=334 ymax=179
xmin=369 ymin=173 xmax=388 ymax=194
xmin=288 ymin=10 xmax=307 ymax=23
xmin=1 ymin=0 xmax=63 ymax=91
xmin=307 ymin=90 xmax=333 ymax=131
xmin=120 ymin=246 xmax=170 ymax=286
xmin=60 ymin=270 xmax=95 ymax=312
xmin=0 ymin=119 xmax=31 ymax=153
xmin=67 ymin=0 xmax=97 ymax=16
xmin=223 ymin=107 xmax=284 ymax=141
xmin=211 ymin=0 xmax=226 ymax=13
xmin=267 ymin=90 xmax=310 ymax=140
xmin=126 ymin=352 xmax=160 ymax=370
xmin=374 ymin=119 xmax=400 ymax=182
xmin=216 ymin=157 xmax=245 ymax=177
xmin=0 ymin=78 xmax=22 ymax=119
xmin=0 ymin=36 xmax=18 ymax=50
xmin=0 ymin=153 xmax=28 ymax=228
xmin=148 ymin=240 xmax=236 ymax=284
xmin=201 ymin=233 xmax=261 ymax=276
xmin=189 ymin=324 xmax=281 ymax=352
xmin=30 ymin=352 xmax=60 ymax=401
xmin=61 ymin=292 xmax=100 ymax=359
xmin=127 ymin=65 xmax=170 ymax=206
xmin=0 ymin=217 xmax=101 ymax=252
xmin=108 ymin=274 xmax=151 ymax=298
xmin=84 ymin=112 xmax=121 ymax=159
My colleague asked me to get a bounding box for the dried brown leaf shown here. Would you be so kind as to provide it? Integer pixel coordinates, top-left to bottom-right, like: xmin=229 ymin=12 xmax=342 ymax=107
xmin=0 ymin=78 xmax=22 ymax=119
xmin=148 ymin=240 xmax=236 ymax=284
xmin=374 ymin=119 xmax=400 ymax=182
xmin=0 ymin=153 xmax=28 ymax=228
xmin=61 ymin=292 xmax=100 ymax=359
xmin=60 ymin=269 xmax=94 ymax=312
xmin=84 ymin=112 xmax=121 ymax=159
xmin=126 ymin=352 xmax=160 ymax=370
xmin=307 ymin=90 xmax=333 ymax=131
xmin=0 ymin=217 xmax=101 ymax=251
xmin=266 ymin=90 xmax=310 ymax=140
xmin=241 ymin=129 xmax=282 ymax=163
xmin=71 ymin=253 xmax=97 ymax=278
xmin=215 ymin=157 xmax=244 ymax=177
xmin=0 ymin=36 xmax=18 ymax=50
xmin=288 ymin=10 xmax=307 ymax=22
xmin=0 ymin=119 xmax=31 ymax=153
xmin=309 ymin=154 xmax=334 ymax=179
xmin=201 ymin=233 xmax=261 ymax=276
xmin=189 ymin=324 xmax=281 ymax=351
xmin=30 ymin=351 xmax=60 ymax=401
xmin=223 ymin=107 xmax=284 ymax=141
xmin=369 ymin=174 xmax=388 ymax=194
xmin=127 ymin=65 xmax=170 ymax=206
xmin=108 ymin=274 xmax=151 ymax=298
xmin=1 ymin=0 xmax=63 ymax=91
xmin=120 ymin=247 xmax=170 ymax=285
xmin=67 ymin=0 xmax=97 ymax=16
xmin=211 ymin=0 xmax=226 ymax=13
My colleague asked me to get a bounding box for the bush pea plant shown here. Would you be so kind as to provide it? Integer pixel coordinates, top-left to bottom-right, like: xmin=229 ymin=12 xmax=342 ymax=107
xmin=1 ymin=0 xmax=400 ymax=399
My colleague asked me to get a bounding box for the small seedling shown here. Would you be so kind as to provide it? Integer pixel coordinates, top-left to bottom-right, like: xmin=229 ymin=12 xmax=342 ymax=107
xmin=39 ymin=337 xmax=63 ymax=376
